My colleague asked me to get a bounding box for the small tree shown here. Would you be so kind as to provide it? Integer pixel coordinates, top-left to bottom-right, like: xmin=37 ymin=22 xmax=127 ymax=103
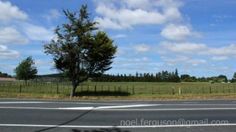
xmin=15 ymin=56 xmax=38 ymax=84
xmin=174 ymin=69 xmax=180 ymax=82
xmin=231 ymin=72 xmax=236 ymax=83
xmin=44 ymin=5 xmax=117 ymax=97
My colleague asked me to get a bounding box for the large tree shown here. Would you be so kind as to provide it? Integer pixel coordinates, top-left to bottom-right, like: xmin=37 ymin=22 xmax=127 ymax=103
xmin=15 ymin=56 xmax=37 ymax=84
xmin=44 ymin=5 xmax=117 ymax=97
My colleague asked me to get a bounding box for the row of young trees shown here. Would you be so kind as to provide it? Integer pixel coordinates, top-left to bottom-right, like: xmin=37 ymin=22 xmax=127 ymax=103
xmin=92 ymin=70 xmax=180 ymax=82
xmin=92 ymin=71 xmax=234 ymax=83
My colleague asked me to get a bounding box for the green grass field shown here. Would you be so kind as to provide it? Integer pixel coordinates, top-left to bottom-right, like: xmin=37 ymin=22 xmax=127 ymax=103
xmin=0 ymin=81 xmax=236 ymax=97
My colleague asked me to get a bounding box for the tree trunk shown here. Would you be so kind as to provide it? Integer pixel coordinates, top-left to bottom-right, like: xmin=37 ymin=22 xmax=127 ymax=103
xmin=70 ymin=80 xmax=78 ymax=98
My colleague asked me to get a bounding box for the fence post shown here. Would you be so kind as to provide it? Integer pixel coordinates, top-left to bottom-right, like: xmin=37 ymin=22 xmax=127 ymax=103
xmin=132 ymin=85 xmax=135 ymax=95
xmin=56 ymin=82 xmax=59 ymax=94
xmin=209 ymin=86 xmax=212 ymax=94
xmin=228 ymin=85 xmax=230 ymax=93
xmin=19 ymin=85 xmax=22 ymax=93
xmin=178 ymin=87 xmax=181 ymax=95
xmin=234 ymin=85 xmax=236 ymax=93
xmin=172 ymin=87 xmax=175 ymax=95
xmin=94 ymin=85 xmax=97 ymax=93
xmin=152 ymin=86 xmax=154 ymax=95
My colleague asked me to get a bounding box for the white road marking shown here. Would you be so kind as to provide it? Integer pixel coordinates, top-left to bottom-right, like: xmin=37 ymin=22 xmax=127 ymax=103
xmin=1 ymin=106 xmax=236 ymax=111
xmin=97 ymin=107 xmax=236 ymax=111
xmin=97 ymin=104 xmax=160 ymax=109
xmin=0 ymin=104 xmax=160 ymax=110
xmin=162 ymin=104 xmax=236 ymax=106
xmin=59 ymin=107 xmax=94 ymax=110
xmin=0 ymin=101 xmax=47 ymax=104
xmin=0 ymin=101 xmax=156 ymax=106
xmin=0 ymin=123 xmax=236 ymax=128
xmin=0 ymin=101 xmax=236 ymax=111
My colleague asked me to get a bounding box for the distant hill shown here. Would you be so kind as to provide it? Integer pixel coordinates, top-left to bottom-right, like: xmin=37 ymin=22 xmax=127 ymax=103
xmin=37 ymin=73 xmax=64 ymax=78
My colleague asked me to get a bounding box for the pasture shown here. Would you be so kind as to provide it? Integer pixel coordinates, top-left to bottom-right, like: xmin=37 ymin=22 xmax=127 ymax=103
xmin=0 ymin=81 xmax=236 ymax=97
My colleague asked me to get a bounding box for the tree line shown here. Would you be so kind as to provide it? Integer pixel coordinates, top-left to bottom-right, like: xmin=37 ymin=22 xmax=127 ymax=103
xmin=180 ymin=74 xmax=229 ymax=83
xmin=92 ymin=69 xmax=180 ymax=82
xmin=0 ymin=71 xmax=12 ymax=78
xmin=92 ymin=71 xmax=234 ymax=83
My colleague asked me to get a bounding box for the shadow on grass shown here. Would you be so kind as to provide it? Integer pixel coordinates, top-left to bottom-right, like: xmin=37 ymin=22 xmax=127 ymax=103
xmin=75 ymin=91 xmax=131 ymax=97
xmin=71 ymin=128 xmax=130 ymax=132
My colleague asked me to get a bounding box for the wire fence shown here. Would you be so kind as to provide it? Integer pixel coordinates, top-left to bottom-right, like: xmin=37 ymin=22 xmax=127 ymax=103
xmin=0 ymin=81 xmax=236 ymax=96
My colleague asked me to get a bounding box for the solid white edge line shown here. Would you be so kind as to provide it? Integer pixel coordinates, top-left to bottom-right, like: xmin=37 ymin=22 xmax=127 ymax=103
xmin=1 ymin=106 xmax=236 ymax=111
xmin=96 ymin=104 xmax=160 ymax=109
xmin=0 ymin=104 xmax=160 ymax=110
xmin=0 ymin=123 xmax=236 ymax=128
xmin=96 ymin=107 xmax=236 ymax=111
xmin=0 ymin=102 xmax=47 ymax=104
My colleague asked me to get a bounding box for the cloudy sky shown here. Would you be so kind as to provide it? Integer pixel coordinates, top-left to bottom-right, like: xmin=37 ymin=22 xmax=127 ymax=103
xmin=0 ymin=0 xmax=236 ymax=78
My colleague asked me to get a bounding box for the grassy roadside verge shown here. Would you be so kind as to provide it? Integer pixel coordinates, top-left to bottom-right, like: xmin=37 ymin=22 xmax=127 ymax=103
xmin=0 ymin=92 xmax=236 ymax=101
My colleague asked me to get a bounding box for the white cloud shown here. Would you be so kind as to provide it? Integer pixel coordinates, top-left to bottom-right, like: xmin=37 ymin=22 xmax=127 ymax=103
xmin=159 ymin=42 xmax=236 ymax=56
xmin=95 ymin=0 xmax=182 ymax=30
xmin=112 ymin=56 xmax=163 ymax=73
xmin=23 ymin=24 xmax=54 ymax=41
xmin=161 ymin=24 xmax=195 ymax=41
xmin=207 ymin=44 xmax=236 ymax=56
xmin=35 ymin=59 xmax=53 ymax=67
xmin=43 ymin=9 xmax=61 ymax=21
xmin=0 ymin=1 xmax=28 ymax=21
xmin=157 ymin=41 xmax=234 ymax=71
xmin=211 ymin=56 xmax=229 ymax=61
xmin=159 ymin=42 xmax=207 ymax=54
xmin=123 ymin=0 xmax=151 ymax=9
xmin=0 ymin=45 xmax=19 ymax=59
xmin=112 ymin=34 xmax=127 ymax=39
xmin=134 ymin=44 xmax=150 ymax=52
xmin=95 ymin=17 xmax=124 ymax=30
xmin=0 ymin=27 xmax=28 ymax=45
xmin=161 ymin=56 xmax=206 ymax=66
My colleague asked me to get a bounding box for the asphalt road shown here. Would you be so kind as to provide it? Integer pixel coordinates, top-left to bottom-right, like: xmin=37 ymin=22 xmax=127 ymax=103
xmin=0 ymin=99 xmax=236 ymax=132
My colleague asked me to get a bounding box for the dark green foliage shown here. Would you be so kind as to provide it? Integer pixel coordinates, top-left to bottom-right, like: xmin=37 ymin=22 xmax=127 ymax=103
xmin=44 ymin=5 xmax=117 ymax=97
xmin=181 ymin=74 xmax=228 ymax=83
xmin=217 ymin=75 xmax=228 ymax=83
xmin=232 ymin=72 xmax=236 ymax=82
xmin=15 ymin=56 xmax=37 ymax=82
xmin=180 ymin=74 xmax=196 ymax=82
xmin=93 ymin=70 xmax=181 ymax=82
xmin=0 ymin=71 xmax=12 ymax=78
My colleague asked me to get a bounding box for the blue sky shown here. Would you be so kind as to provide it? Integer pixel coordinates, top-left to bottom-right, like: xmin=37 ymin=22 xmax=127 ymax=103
xmin=0 ymin=0 xmax=236 ymax=78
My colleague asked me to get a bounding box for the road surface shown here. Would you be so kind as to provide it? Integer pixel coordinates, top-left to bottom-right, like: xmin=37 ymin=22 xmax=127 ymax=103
xmin=0 ymin=99 xmax=236 ymax=132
